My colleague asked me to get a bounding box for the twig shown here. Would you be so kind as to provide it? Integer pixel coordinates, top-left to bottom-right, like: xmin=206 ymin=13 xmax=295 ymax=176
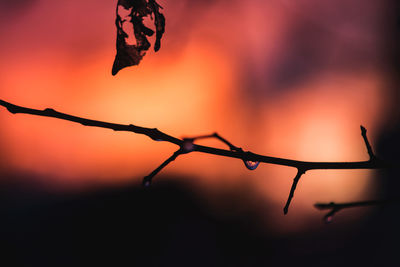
xmin=143 ymin=149 xmax=183 ymax=187
xmin=283 ymin=169 xmax=305 ymax=214
xmin=314 ymin=198 xmax=400 ymax=223
xmin=182 ymin=133 xmax=260 ymax=170
xmin=361 ymin=125 xmax=375 ymax=160
xmin=0 ymin=99 xmax=389 ymax=214
xmin=183 ymin=132 xmax=239 ymax=152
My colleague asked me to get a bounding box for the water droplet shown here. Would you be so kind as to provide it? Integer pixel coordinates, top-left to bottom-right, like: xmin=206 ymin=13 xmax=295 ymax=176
xmin=324 ymin=215 xmax=333 ymax=224
xmin=143 ymin=180 xmax=151 ymax=187
xmin=182 ymin=140 xmax=194 ymax=152
xmin=244 ymin=160 xmax=260 ymax=170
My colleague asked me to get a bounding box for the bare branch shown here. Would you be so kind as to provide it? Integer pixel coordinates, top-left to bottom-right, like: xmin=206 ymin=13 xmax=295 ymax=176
xmin=182 ymin=132 xmax=240 ymax=151
xmin=360 ymin=125 xmax=375 ymax=160
xmin=283 ymin=169 xmax=305 ymax=214
xmin=314 ymin=198 xmax=400 ymax=223
xmin=182 ymin=133 xmax=261 ymax=171
xmin=0 ymin=99 xmax=389 ymax=214
xmin=212 ymin=132 xmax=242 ymax=152
xmin=0 ymin=100 xmax=181 ymax=145
xmin=143 ymin=149 xmax=183 ymax=187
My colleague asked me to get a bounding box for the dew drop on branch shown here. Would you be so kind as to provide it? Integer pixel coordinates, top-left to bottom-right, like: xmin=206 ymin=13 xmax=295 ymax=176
xmin=324 ymin=215 xmax=333 ymax=224
xmin=243 ymin=161 xmax=260 ymax=170
xmin=182 ymin=140 xmax=195 ymax=152
xmin=143 ymin=180 xmax=151 ymax=187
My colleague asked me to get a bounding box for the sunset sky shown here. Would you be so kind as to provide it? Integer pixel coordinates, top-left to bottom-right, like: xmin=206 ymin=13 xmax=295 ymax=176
xmin=0 ymin=0 xmax=395 ymax=232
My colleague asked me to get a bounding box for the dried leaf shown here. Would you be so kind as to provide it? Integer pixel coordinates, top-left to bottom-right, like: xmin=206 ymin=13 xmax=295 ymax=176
xmin=112 ymin=0 xmax=165 ymax=75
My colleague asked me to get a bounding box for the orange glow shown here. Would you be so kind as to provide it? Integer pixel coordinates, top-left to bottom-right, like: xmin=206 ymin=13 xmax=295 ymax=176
xmin=0 ymin=0 xmax=391 ymax=232
xmin=0 ymin=42 xmax=236 ymax=183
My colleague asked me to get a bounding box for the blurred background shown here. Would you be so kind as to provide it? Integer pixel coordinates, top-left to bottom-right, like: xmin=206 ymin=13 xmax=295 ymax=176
xmin=0 ymin=0 xmax=399 ymax=266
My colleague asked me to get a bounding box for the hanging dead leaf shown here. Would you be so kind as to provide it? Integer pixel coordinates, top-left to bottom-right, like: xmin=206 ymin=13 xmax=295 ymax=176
xmin=112 ymin=0 xmax=165 ymax=75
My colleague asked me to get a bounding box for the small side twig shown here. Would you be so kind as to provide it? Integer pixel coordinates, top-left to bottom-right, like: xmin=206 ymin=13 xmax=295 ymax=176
xmin=182 ymin=132 xmax=241 ymax=152
xmin=314 ymin=198 xmax=400 ymax=223
xmin=283 ymin=169 xmax=306 ymax=214
xmin=361 ymin=125 xmax=375 ymax=160
xmin=182 ymin=132 xmax=260 ymax=170
xmin=143 ymin=149 xmax=183 ymax=187
xmin=282 ymin=125 xmax=384 ymax=214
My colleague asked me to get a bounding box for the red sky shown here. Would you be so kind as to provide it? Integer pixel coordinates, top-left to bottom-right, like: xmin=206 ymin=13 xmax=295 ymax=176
xmin=0 ymin=0 xmax=393 ymax=232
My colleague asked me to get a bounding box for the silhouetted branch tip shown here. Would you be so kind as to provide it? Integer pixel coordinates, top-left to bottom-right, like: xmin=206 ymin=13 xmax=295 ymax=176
xmin=143 ymin=149 xmax=182 ymax=186
xmin=360 ymin=125 xmax=375 ymax=160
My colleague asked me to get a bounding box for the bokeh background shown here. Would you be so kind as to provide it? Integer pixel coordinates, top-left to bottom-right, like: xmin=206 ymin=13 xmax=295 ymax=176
xmin=0 ymin=0 xmax=399 ymax=266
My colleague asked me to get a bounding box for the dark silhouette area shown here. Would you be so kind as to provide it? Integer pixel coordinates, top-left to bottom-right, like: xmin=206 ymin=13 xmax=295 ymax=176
xmin=0 ymin=173 xmax=399 ymax=267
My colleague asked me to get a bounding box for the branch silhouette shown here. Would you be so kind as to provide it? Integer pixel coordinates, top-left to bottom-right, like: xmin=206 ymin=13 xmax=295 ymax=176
xmin=0 ymin=99 xmax=388 ymax=214
xmin=315 ymin=198 xmax=400 ymax=223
